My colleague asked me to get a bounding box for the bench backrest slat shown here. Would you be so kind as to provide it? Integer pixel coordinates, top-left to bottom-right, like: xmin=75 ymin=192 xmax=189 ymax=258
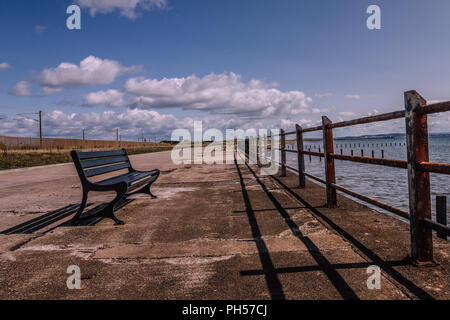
xmin=71 ymin=149 xmax=132 ymax=181
xmin=81 ymin=156 xmax=129 ymax=169
xmin=84 ymin=162 xmax=131 ymax=178
xmin=77 ymin=149 xmax=127 ymax=160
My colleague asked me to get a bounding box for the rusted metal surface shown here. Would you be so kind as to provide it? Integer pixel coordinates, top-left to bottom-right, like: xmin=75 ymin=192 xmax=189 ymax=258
xmin=302 ymin=125 xmax=323 ymax=133
xmin=436 ymin=196 xmax=448 ymax=239
xmin=423 ymin=219 xmax=450 ymax=237
xmin=282 ymin=149 xmax=298 ymax=153
xmin=330 ymin=154 xmax=408 ymax=169
xmin=405 ymin=90 xmax=433 ymax=264
xmin=273 ymin=91 xmax=450 ymax=265
xmin=280 ymin=129 xmax=287 ymax=177
xmin=302 ymin=110 xmax=406 ymax=133
xmin=322 ymin=116 xmax=337 ymax=208
xmin=417 ymin=162 xmax=450 ymax=175
xmin=256 ymin=136 xmax=260 ymax=166
xmin=304 ymin=172 xmax=327 ymax=185
xmin=416 ymin=101 xmax=450 ymax=116
xmin=330 ymin=183 xmax=410 ymax=220
xmin=296 ymin=125 xmax=306 ymax=188
xmin=331 ymin=110 xmax=406 ymax=129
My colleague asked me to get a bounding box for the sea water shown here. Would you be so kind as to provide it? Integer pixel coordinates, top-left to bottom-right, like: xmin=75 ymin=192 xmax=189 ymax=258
xmin=284 ymin=134 xmax=450 ymax=225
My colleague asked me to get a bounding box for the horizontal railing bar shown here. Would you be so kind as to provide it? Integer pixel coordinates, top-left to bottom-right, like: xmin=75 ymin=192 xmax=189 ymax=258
xmin=285 ymin=164 xmax=299 ymax=172
xmin=416 ymin=101 xmax=450 ymax=116
xmin=330 ymin=110 xmax=406 ymax=129
xmin=302 ymin=125 xmax=323 ymax=133
xmin=301 ymin=110 xmax=407 ymax=133
xmin=281 ymin=149 xmax=298 ymax=153
xmin=269 ymin=159 xmax=299 ymax=174
xmin=261 ymin=155 xmax=410 ymax=220
xmin=300 ymin=150 xmax=325 ymax=157
xmin=423 ymin=219 xmax=450 ymax=237
xmin=304 ymin=172 xmax=327 ymax=184
xmin=330 ymin=154 xmax=407 ymax=169
xmin=330 ymin=183 xmax=410 ymax=220
xmin=418 ymin=162 xmax=450 ymax=175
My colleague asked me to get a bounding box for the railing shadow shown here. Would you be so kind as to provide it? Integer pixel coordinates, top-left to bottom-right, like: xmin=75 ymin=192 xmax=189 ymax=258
xmin=234 ymin=157 xmax=286 ymax=300
xmin=269 ymin=174 xmax=435 ymax=300
xmin=242 ymin=160 xmax=360 ymax=300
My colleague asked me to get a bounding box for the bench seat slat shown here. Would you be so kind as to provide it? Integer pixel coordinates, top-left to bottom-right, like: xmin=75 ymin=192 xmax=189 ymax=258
xmin=128 ymin=175 xmax=159 ymax=191
xmin=85 ymin=163 xmax=130 ymax=178
xmin=81 ymin=156 xmax=129 ymax=169
xmin=78 ymin=149 xmax=126 ymax=160
xmin=97 ymin=170 xmax=159 ymax=186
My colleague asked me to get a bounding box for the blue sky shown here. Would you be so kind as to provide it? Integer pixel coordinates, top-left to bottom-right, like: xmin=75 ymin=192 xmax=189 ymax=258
xmin=0 ymin=0 xmax=449 ymax=140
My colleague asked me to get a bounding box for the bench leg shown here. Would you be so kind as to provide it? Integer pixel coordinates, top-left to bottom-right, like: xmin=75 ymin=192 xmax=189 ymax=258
xmin=128 ymin=179 xmax=159 ymax=199
xmin=143 ymin=183 xmax=158 ymax=199
xmin=72 ymin=191 xmax=88 ymax=225
xmin=98 ymin=186 xmax=127 ymax=225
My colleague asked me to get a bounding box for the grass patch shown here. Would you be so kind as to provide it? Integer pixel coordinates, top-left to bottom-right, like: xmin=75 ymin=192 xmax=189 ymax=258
xmin=0 ymin=145 xmax=173 ymax=171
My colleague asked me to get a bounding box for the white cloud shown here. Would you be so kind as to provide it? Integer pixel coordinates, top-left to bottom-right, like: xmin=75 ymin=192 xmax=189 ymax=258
xmin=0 ymin=107 xmax=318 ymax=140
xmin=39 ymin=56 xmax=139 ymax=89
xmin=344 ymin=94 xmax=361 ymax=100
xmin=83 ymin=89 xmax=127 ymax=107
xmin=0 ymin=108 xmax=192 ymax=140
xmin=121 ymin=72 xmax=312 ymax=117
xmin=75 ymin=0 xmax=168 ymax=19
xmin=0 ymin=62 xmax=11 ymax=70
xmin=11 ymin=56 xmax=140 ymax=96
xmin=9 ymin=81 xmax=32 ymax=97
xmin=315 ymin=92 xmax=332 ymax=98
xmin=1 ymin=106 xmax=448 ymax=140
xmin=339 ymin=111 xmax=356 ymax=117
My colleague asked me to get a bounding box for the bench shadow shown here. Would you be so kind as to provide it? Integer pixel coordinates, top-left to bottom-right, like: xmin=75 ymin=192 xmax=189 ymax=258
xmin=0 ymin=199 xmax=134 ymax=235
xmin=268 ymin=174 xmax=435 ymax=300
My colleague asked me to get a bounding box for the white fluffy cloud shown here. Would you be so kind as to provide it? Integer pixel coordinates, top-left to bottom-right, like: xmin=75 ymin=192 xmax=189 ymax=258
xmin=113 ymin=72 xmax=312 ymax=117
xmin=75 ymin=0 xmax=167 ymax=19
xmin=0 ymin=108 xmax=317 ymax=140
xmin=83 ymin=89 xmax=127 ymax=107
xmin=315 ymin=92 xmax=332 ymax=98
xmin=0 ymin=62 xmax=11 ymax=70
xmin=0 ymin=109 xmax=188 ymax=139
xmin=339 ymin=111 xmax=356 ymax=117
xmin=39 ymin=56 xmax=138 ymax=89
xmin=9 ymin=81 xmax=32 ymax=96
xmin=10 ymin=56 xmax=140 ymax=96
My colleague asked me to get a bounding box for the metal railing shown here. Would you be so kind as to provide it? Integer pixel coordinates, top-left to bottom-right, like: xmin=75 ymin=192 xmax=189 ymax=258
xmin=265 ymin=90 xmax=449 ymax=265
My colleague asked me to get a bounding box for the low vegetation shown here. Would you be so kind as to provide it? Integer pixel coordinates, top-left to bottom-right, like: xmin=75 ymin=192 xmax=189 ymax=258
xmin=0 ymin=144 xmax=173 ymax=170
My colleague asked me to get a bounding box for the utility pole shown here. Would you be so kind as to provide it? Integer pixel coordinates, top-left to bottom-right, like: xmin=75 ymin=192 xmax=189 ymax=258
xmin=39 ymin=110 xmax=43 ymax=148
xmin=116 ymin=128 xmax=119 ymax=142
xmin=82 ymin=129 xmax=85 ymax=141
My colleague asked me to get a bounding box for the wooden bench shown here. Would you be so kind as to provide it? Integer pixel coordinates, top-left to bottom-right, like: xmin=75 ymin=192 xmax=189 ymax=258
xmin=71 ymin=149 xmax=160 ymax=225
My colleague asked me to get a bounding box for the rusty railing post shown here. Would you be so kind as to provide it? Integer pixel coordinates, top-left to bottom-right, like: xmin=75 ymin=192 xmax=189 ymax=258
xmin=322 ymin=116 xmax=337 ymax=208
xmin=404 ymin=90 xmax=434 ymax=265
xmin=256 ymin=135 xmax=260 ymax=166
xmin=280 ymin=129 xmax=287 ymax=177
xmin=436 ymin=196 xmax=447 ymax=240
xmin=296 ymin=124 xmax=306 ymax=188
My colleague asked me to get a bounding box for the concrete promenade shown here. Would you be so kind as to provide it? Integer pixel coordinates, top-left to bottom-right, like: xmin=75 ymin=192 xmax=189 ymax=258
xmin=0 ymin=150 xmax=449 ymax=300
